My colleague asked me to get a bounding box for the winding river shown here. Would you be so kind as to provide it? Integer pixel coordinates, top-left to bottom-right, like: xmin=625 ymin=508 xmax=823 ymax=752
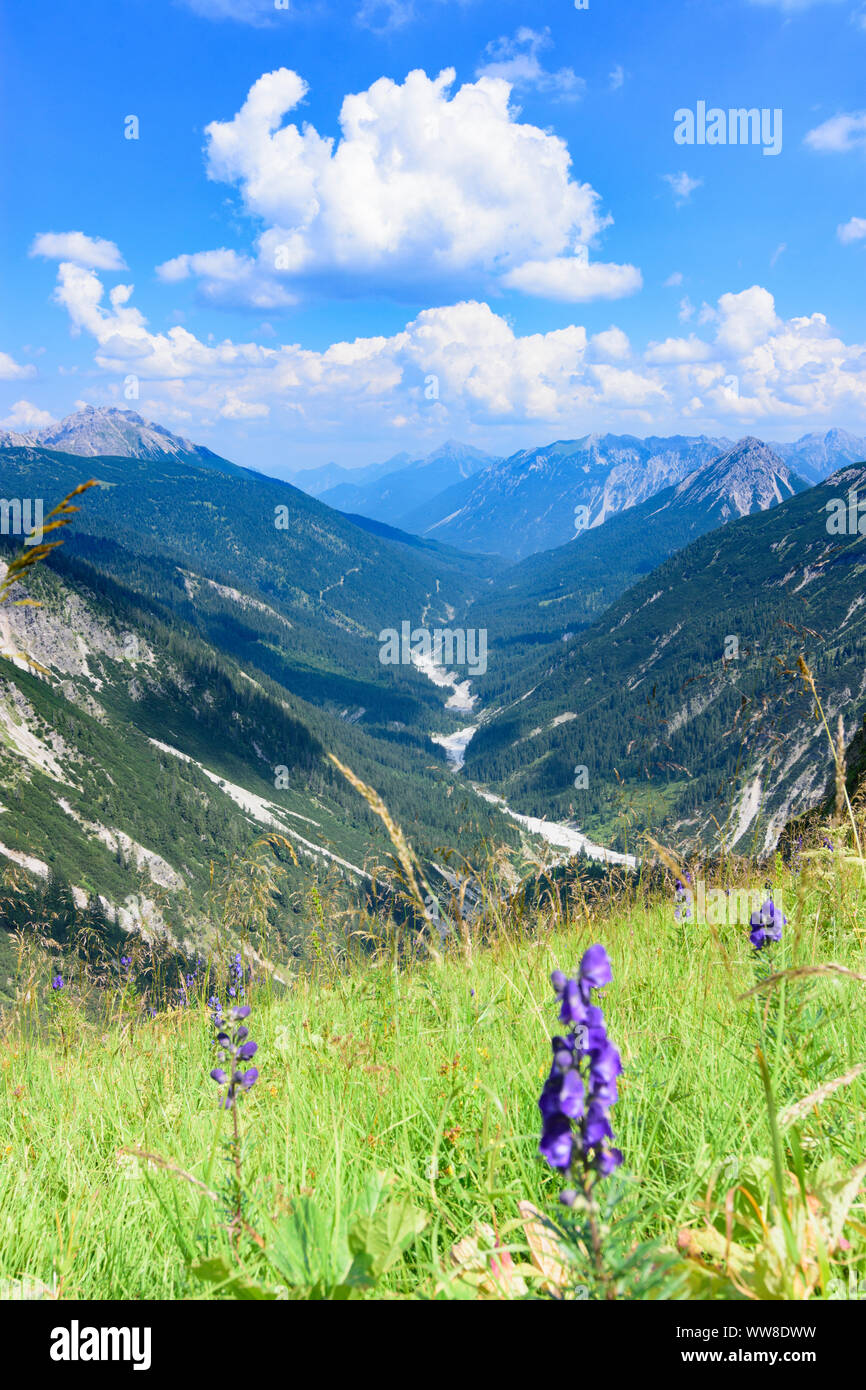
xmin=418 ymin=660 xmax=637 ymax=870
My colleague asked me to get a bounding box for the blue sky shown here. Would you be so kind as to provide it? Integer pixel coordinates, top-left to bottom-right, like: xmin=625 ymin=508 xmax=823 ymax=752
xmin=1 ymin=0 xmax=865 ymax=475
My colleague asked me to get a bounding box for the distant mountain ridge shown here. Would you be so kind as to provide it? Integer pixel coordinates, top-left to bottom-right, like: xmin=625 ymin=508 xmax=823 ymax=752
xmin=466 ymin=437 xmax=808 ymax=700
xmin=316 ymin=439 xmax=500 ymax=525
xmin=0 ymin=405 xmax=239 ymax=471
xmin=409 ymin=433 xmax=733 ymax=561
xmin=399 ymin=428 xmax=864 ymax=560
xmin=289 ymin=454 xmax=412 ymax=499
xmin=773 ymin=429 xmax=866 ymax=486
xmin=464 ymin=464 xmax=866 ymax=856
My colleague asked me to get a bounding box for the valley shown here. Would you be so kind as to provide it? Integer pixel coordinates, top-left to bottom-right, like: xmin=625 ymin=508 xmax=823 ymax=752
xmin=1 ymin=407 xmax=865 ymax=947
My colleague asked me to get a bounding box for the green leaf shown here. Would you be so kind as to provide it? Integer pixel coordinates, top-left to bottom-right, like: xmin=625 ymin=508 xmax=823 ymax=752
xmin=191 ymin=1255 xmax=280 ymax=1300
xmin=266 ymin=1198 xmax=345 ymax=1291
xmin=348 ymin=1195 xmax=428 ymax=1282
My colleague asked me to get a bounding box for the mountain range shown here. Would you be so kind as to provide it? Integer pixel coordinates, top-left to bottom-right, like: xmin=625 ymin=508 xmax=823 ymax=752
xmin=462 ymin=463 xmax=866 ymax=854
xmin=288 ymin=426 xmax=866 ymax=563
xmin=467 ymin=437 xmax=808 ymax=699
xmin=314 ymin=440 xmax=499 ymax=526
xmin=1 ymin=405 xmax=864 ymax=934
xmin=0 ymin=405 xmax=238 ymax=471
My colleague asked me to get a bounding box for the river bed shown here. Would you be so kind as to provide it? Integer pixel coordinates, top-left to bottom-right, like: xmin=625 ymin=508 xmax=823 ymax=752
xmin=421 ymin=660 xmax=637 ymax=869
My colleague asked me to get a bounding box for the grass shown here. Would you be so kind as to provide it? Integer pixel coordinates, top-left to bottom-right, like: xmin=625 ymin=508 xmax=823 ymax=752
xmin=1 ymin=825 xmax=865 ymax=1300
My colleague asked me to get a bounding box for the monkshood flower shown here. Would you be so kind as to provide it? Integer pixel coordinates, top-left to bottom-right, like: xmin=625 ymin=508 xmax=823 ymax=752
xmin=227 ymin=949 xmax=246 ymax=1001
xmin=210 ymin=1004 xmax=259 ymax=1110
xmin=51 ymin=975 xmax=64 ymax=991
xmin=540 ymin=945 xmax=623 ymax=1196
xmin=120 ymin=956 xmax=131 ymax=970
xmin=674 ymin=878 xmax=692 ymax=921
xmin=749 ymin=898 xmax=786 ymax=951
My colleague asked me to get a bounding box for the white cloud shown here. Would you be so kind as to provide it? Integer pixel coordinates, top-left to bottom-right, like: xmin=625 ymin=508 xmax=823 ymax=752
xmin=0 ymin=400 xmax=57 ymax=431
xmin=157 ymin=249 xmax=298 ymax=308
xmin=476 ymin=28 xmax=585 ymax=101
xmin=715 ymin=286 xmax=779 ymax=354
xmin=664 ymin=271 xmax=684 ymax=287
xmin=609 ymin=65 xmax=625 ymax=91
xmin=804 ymin=111 xmax=866 ymax=152
xmin=663 ymin=172 xmax=702 ymax=205
xmin=0 ymin=351 xmax=36 ymax=381
xmin=678 ymin=296 xmax=694 ymax=322
xmin=43 ymin=260 xmax=866 ymax=436
xmin=502 ymin=255 xmax=642 ymax=302
xmin=838 ymin=216 xmax=866 ymax=243
xmin=29 ymin=232 xmax=127 ymax=271
xmin=588 ymin=327 xmax=631 ymax=362
xmin=160 ymin=66 xmax=630 ymax=304
xmin=645 ymin=335 xmax=713 ymax=365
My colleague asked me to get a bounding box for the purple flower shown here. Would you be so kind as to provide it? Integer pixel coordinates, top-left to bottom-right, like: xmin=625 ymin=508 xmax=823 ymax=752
xmin=749 ymin=898 xmax=786 ymax=951
xmin=539 ymin=1114 xmax=574 ymax=1170
xmin=540 ymin=945 xmax=623 ymax=1192
xmin=120 ymin=956 xmax=132 ymax=969
xmin=675 ymin=879 xmax=692 ymax=921
xmin=578 ymin=944 xmax=613 ymax=994
xmin=210 ymin=1001 xmax=259 ymax=1109
xmin=51 ymin=975 xmax=64 ymax=991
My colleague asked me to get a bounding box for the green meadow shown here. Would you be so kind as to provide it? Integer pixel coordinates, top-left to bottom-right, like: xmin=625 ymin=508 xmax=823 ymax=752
xmin=1 ymin=822 xmax=864 ymax=1302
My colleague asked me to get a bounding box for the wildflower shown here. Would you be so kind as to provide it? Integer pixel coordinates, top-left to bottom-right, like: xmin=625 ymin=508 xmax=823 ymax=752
xmin=120 ymin=956 xmax=131 ymax=969
xmin=210 ymin=1003 xmax=259 ymax=1109
xmin=749 ymin=898 xmax=786 ymax=951
xmin=674 ymin=878 xmax=692 ymax=921
xmin=541 ymin=945 xmax=623 ymax=1190
xmin=51 ymin=975 xmax=64 ymax=991
xmin=822 ymin=836 xmax=834 ymax=852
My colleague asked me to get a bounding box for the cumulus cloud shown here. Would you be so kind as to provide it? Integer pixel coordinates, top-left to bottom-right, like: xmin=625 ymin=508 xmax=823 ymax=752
xmin=29 ymin=232 xmax=127 ymax=271
xmin=0 ymin=351 xmax=36 ymax=381
xmin=715 ymin=286 xmax=779 ymax=353
xmin=588 ymin=327 xmax=631 ymax=362
xmin=838 ymin=216 xmax=866 ymax=243
xmin=42 ymin=260 xmax=866 ymax=437
xmin=502 ymin=254 xmax=642 ymax=302
xmin=804 ymin=111 xmax=866 ymax=152
xmin=157 ymin=66 xmax=634 ymax=305
xmin=0 ymin=400 xmax=57 ymax=431
xmin=645 ymin=335 xmax=713 ymax=365
xmin=476 ymin=28 xmax=585 ymax=101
